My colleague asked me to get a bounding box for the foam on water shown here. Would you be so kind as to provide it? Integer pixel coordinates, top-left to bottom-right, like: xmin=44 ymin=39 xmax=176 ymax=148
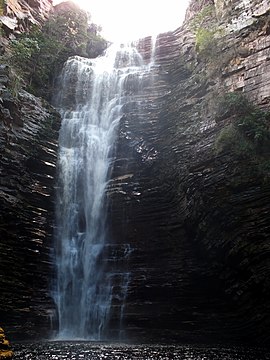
xmin=53 ymin=43 xmax=152 ymax=340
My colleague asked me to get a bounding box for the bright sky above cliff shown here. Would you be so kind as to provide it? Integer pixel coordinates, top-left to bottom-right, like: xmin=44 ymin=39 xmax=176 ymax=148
xmin=53 ymin=0 xmax=190 ymax=42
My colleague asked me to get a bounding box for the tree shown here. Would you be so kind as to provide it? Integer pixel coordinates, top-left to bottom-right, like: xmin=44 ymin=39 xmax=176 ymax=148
xmin=1 ymin=2 xmax=108 ymax=99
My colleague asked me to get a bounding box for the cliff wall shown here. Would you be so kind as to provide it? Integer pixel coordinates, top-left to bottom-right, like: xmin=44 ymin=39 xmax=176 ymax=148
xmin=0 ymin=66 xmax=60 ymax=338
xmin=1 ymin=0 xmax=52 ymax=34
xmin=0 ymin=0 xmax=60 ymax=340
xmin=109 ymin=0 xmax=270 ymax=344
xmin=0 ymin=0 xmax=270 ymax=345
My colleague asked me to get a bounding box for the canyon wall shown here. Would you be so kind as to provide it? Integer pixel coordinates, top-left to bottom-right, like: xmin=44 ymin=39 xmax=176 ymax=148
xmin=1 ymin=0 xmax=270 ymax=345
xmin=0 ymin=0 xmax=59 ymax=340
xmin=0 ymin=69 xmax=60 ymax=338
xmin=109 ymin=0 xmax=270 ymax=344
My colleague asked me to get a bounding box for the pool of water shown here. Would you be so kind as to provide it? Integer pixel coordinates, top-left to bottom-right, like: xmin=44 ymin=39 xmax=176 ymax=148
xmin=13 ymin=342 xmax=270 ymax=359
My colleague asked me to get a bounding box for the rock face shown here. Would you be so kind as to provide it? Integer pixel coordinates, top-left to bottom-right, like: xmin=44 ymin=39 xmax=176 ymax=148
xmin=0 ymin=66 xmax=61 ymax=339
xmin=108 ymin=0 xmax=270 ymax=345
xmin=214 ymin=0 xmax=269 ymax=30
xmin=1 ymin=0 xmax=53 ymax=34
xmin=0 ymin=0 xmax=270 ymax=346
xmin=0 ymin=328 xmax=13 ymax=359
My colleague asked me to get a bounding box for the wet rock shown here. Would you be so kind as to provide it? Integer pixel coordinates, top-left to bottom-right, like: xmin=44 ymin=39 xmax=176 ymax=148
xmin=108 ymin=0 xmax=270 ymax=345
xmin=1 ymin=0 xmax=270 ymax=346
xmin=0 ymin=85 xmax=61 ymax=339
xmin=0 ymin=328 xmax=13 ymax=359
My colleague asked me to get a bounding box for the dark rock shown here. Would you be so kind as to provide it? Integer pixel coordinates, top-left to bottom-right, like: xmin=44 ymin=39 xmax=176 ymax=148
xmin=107 ymin=1 xmax=270 ymax=345
xmin=1 ymin=0 xmax=270 ymax=346
xmin=0 ymin=87 xmax=61 ymax=340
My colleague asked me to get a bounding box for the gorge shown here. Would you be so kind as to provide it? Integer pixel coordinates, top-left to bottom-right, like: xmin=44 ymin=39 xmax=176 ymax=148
xmin=0 ymin=0 xmax=270 ymax=349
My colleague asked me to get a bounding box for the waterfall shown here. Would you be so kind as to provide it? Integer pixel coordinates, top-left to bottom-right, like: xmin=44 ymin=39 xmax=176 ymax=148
xmin=53 ymin=43 xmax=146 ymax=340
xmin=149 ymin=33 xmax=158 ymax=67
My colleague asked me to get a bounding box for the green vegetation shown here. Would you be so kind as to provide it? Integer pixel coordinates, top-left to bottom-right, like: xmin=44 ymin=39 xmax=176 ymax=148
xmin=215 ymin=123 xmax=256 ymax=157
xmin=190 ymin=4 xmax=219 ymax=58
xmin=215 ymin=92 xmax=253 ymax=120
xmin=195 ymin=27 xmax=217 ymax=55
xmin=215 ymin=92 xmax=270 ymax=176
xmin=1 ymin=3 xmax=107 ymax=99
xmin=190 ymin=4 xmax=215 ymax=33
xmin=0 ymin=0 xmax=4 ymax=16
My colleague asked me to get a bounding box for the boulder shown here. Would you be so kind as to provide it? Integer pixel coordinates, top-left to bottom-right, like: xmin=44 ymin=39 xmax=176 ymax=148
xmin=0 ymin=328 xmax=13 ymax=359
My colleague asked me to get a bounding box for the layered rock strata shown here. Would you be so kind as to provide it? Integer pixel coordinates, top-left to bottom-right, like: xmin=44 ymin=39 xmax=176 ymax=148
xmin=0 ymin=0 xmax=53 ymax=34
xmin=0 ymin=66 xmax=60 ymax=339
xmin=108 ymin=1 xmax=270 ymax=345
xmin=0 ymin=0 xmax=270 ymax=345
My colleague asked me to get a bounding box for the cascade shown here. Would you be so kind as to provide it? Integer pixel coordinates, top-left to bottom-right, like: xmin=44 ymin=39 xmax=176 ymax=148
xmin=53 ymin=43 xmax=152 ymax=340
xmin=149 ymin=33 xmax=159 ymax=67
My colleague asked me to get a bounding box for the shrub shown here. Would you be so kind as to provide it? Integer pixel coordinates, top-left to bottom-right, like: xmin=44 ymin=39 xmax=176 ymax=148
xmin=0 ymin=0 xmax=4 ymax=16
xmin=215 ymin=123 xmax=256 ymax=157
xmin=215 ymin=92 xmax=253 ymax=121
xmin=190 ymin=4 xmax=216 ymax=33
xmin=215 ymin=92 xmax=270 ymax=163
xmin=195 ymin=27 xmax=217 ymax=56
xmin=237 ymin=109 xmax=270 ymax=147
xmin=189 ymin=4 xmax=219 ymax=59
xmin=8 ymin=36 xmax=40 ymax=71
xmin=1 ymin=4 xmax=107 ymax=99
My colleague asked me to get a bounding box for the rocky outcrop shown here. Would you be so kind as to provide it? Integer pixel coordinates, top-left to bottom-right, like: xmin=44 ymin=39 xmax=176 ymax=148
xmin=214 ymin=0 xmax=269 ymax=30
xmin=108 ymin=0 xmax=270 ymax=345
xmin=0 ymin=328 xmax=13 ymax=359
xmin=0 ymin=65 xmax=61 ymax=339
xmin=178 ymin=4 xmax=270 ymax=343
xmin=0 ymin=0 xmax=53 ymax=35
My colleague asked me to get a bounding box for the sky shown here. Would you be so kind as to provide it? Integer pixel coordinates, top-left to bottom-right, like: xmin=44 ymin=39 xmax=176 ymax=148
xmin=53 ymin=0 xmax=191 ymax=42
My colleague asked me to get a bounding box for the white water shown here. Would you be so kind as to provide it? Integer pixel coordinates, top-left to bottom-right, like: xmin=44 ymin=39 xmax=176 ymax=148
xmin=149 ymin=33 xmax=159 ymax=67
xmin=53 ymin=43 xmax=150 ymax=340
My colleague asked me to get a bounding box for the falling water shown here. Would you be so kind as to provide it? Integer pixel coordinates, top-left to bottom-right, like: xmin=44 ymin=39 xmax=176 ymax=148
xmin=149 ymin=33 xmax=159 ymax=66
xmin=53 ymin=43 xmax=145 ymax=340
